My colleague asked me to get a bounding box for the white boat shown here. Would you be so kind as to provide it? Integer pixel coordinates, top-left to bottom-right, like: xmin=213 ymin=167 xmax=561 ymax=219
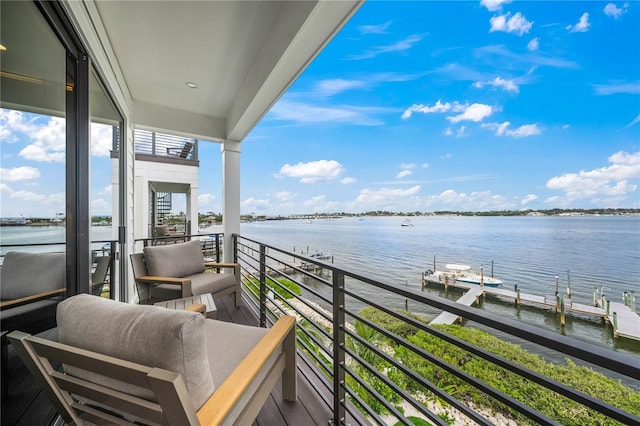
xmin=425 ymin=263 xmax=503 ymax=287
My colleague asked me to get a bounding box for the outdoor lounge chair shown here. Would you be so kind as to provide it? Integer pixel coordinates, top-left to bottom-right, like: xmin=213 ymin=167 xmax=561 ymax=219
xmin=166 ymin=140 xmax=193 ymax=159
xmin=8 ymin=294 xmax=297 ymax=425
xmin=90 ymin=253 xmax=112 ymax=296
xmin=0 ymin=251 xmax=66 ymax=337
xmin=130 ymin=240 xmax=242 ymax=306
xmin=0 ymin=251 xmax=66 ymax=399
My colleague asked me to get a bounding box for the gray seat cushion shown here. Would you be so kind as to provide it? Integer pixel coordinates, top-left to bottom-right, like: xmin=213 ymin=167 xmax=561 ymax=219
xmin=143 ymin=240 xmax=204 ymax=277
xmin=204 ymin=319 xmax=268 ymax=386
xmin=57 ymin=294 xmax=215 ymax=410
xmin=187 ymin=271 xmax=236 ymax=296
xmin=0 ymin=251 xmax=65 ymax=299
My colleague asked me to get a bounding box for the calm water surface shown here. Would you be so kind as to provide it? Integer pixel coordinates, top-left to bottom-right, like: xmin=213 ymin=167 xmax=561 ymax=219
xmin=240 ymin=216 xmax=640 ymax=358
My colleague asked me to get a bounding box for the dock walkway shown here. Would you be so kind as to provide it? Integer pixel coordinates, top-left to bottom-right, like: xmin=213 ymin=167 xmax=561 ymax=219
xmin=431 ymin=286 xmax=484 ymax=325
xmin=425 ymin=276 xmax=640 ymax=341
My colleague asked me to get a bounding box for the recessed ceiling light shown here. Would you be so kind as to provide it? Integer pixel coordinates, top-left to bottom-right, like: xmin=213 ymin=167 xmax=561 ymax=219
xmin=185 ymin=82 xmax=197 ymax=89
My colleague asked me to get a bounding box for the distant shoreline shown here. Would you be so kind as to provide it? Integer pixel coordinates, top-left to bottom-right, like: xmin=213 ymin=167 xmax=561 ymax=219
xmin=1 ymin=208 xmax=638 ymax=226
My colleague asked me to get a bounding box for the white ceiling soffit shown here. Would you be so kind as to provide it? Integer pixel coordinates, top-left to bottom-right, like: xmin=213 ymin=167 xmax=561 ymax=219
xmin=94 ymin=0 xmax=363 ymax=142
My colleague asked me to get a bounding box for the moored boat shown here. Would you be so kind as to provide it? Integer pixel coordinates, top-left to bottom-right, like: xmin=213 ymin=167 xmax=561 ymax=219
xmin=425 ymin=263 xmax=503 ymax=287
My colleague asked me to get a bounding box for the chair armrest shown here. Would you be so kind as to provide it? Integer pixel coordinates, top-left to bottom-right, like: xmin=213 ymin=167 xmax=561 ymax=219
xmin=203 ymin=262 xmax=239 ymax=269
xmin=135 ymin=276 xmax=190 ymax=285
xmin=196 ymin=316 xmax=296 ymax=425
xmin=185 ymin=303 xmax=206 ymax=315
xmin=0 ymin=288 xmax=65 ymax=310
xmin=135 ymin=276 xmax=192 ymax=297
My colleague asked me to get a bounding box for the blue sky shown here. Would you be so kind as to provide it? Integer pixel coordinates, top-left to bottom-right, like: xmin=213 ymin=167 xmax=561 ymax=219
xmin=2 ymin=1 xmax=639 ymax=218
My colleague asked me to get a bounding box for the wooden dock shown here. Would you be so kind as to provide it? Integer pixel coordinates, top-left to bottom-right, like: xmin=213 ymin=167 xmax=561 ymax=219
xmin=424 ymin=276 xmax=640 ymax=341
xmin=431 ymin=286 xmax=484 ymax=325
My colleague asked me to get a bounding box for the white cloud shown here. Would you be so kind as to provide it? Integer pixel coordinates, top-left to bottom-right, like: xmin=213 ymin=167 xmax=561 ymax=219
xmin=341 ymin=177 xmax=357 ymax=184
xmin=567 ymin=13 xmax=590 ymax=33
xmin=402 ymin=100 xmax=451 ymax=119
xmin=593 ymin=82 xmax=640 ymax=95
xmin=91 ymin=123 xmax=114 ymax=157
xmin=400 ymin=163 xmax=416 ymax=169
xmin=489 ymin=12 xmax=533 ymax=36
xmin=0 ymin=110 xmax=67 ymax=163
xmin=422 ymin=163 xmax=430 ymax=169
xmin=198 ymin=193 xmax=217 ymax=213
xmin=349 ymin=34 xmax=422 ymax=60
xmin=624 ymin=114 xmax=640 ymax=128
xmin=1 ymin=166 xmax=40 ymax=181
xmin=447 ymin=103 xmax=494 ymax=123
xmin=480 ymin=0 xmax=511 ymax=12
xmin=91 ymin=197 xmax=111 ymax=215
xmin=546 ymin=151 xmax=639 ymax=202
xmin=275 ymin=191 xmax=295 ymax=201
xmin=482 ymin=121 xmax=541 ymax=137
xmin=314 ymin=79 xmax=367 ymax=97
xmin=355 ymin=185 xmax=421 ymax=205
xmin=269 ymin=100 xmax=384 ymax=126
xmin=396 ymin=170 xmax=413 ymax=179
xmin=10 ymin=190 xmax=46 ymax=202
xmin=473 ymin=77 xmax=519 ymax=93
xmin=242 ymin=197 xmax=271 ymax=212
xmin=521 ymin=194 xmax=538 ymax=204
xmin=604 ymin=3 xmax=626 ymax=19
xmin=303 ymin=195 xmax=338 ymax=213
xmin=278 ymin=160 xmax=345 ymax=183
xmin=527 ymin=37 xmax=539 ymax=51
xmin=456 ymin=126 xmax=469 ymax=138
xmin=358 ymin=21 xmax=392 ymax=35
xmin=423 ymin=189 xmax=514 ymax=211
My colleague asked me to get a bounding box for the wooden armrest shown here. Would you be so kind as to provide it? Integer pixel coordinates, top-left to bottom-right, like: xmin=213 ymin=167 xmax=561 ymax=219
xmin=197 ymin=316 xmax=296 ymax=425
xmin=0 ymin=288 xmax=66 ymax=310
xmin=204 ymin=262 xmax=239 ymax=269
xmin=185 ymin=303 xmax=206 ymax=315
xmin=135 ymin=276 xmax=190 ymax=285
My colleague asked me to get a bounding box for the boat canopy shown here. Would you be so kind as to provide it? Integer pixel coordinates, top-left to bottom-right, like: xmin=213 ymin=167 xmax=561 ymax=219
xmin=445 ymin=264 xmax=471 ymax=271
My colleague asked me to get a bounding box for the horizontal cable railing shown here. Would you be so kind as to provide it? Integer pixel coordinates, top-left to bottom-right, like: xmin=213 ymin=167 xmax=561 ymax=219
xmin=234 ymin=234 xmax=640 ymax=426
xmin=133 ymin=129 xmax=198 ymax=161
xmin=133 ymin=233 xmax=223 ymax=263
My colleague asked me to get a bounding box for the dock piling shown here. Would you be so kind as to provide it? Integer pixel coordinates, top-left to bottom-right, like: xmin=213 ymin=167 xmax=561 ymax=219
xmin=631 ymin=291 xmax=636 ymax=313
xmin=606 ymin=300 xmax=610 ymax=316
xmin=613 ymin=312 xmax=618 ymax=336
xmin=593 ymin=287 xmax=598 ymax=307
xmin=560 ymin=296 xmax=566 ymax=327
xmin=567 ymin=270 xmax=571 ymax=298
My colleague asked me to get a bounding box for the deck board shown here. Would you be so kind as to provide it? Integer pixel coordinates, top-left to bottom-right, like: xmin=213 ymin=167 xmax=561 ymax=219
xmin=1 ymin=294 xmax=369 ymax=425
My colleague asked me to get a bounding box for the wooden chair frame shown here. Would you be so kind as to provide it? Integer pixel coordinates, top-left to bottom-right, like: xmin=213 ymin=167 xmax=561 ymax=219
xmin=8 ymin=315 xmax=297 ymax=425
xmin=130 ymin=253 xmax=242 ymax=307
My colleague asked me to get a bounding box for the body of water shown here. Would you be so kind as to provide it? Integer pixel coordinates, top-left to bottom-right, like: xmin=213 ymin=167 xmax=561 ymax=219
xmin=238 ymin=215 xmax=640 ymax=357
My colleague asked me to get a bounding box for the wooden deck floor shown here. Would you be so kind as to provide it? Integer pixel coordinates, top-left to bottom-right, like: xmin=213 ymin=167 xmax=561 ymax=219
xmin=2 ymin=294 xmax=369 ymax=425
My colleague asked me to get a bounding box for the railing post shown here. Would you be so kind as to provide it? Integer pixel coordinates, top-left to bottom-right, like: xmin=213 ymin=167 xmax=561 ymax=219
xmin=215 ymin=234 xmax=221 ymax=263
xmin=259 ymin=244 xmax=266 ymax=328
xmin=332 ymin=271 xmax=346 ymax=425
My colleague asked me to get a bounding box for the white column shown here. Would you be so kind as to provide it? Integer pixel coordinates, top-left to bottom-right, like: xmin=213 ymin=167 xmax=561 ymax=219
xmin=221 ymin=139 xmax=241 ymax=263
xmin=187 ymin=185 xmax=198 ymax=235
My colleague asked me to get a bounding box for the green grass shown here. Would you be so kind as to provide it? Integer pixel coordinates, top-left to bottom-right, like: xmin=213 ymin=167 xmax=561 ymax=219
xmin=356 ymin=307 xmax=639 ymax=425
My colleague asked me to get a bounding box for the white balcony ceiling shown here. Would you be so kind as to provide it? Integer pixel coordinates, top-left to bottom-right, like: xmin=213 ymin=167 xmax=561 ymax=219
xmin=92 ymin=0 xmax=363 ymax=142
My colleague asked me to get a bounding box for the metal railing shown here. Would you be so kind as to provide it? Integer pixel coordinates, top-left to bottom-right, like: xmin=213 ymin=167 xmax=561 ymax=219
xmin=133 ymin=233 xmax=223 ymax=263
xmin=132 ymin=129 xmax=198 ymax=161
xmin=234 ymin=234 xmax=640 ymax=426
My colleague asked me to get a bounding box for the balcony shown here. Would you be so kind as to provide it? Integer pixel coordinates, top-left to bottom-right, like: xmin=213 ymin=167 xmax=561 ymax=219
xmin=112 ymin=129 xmax=200 ymax=166
xmin=3 ymin=235 xmax=639 ymax=425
